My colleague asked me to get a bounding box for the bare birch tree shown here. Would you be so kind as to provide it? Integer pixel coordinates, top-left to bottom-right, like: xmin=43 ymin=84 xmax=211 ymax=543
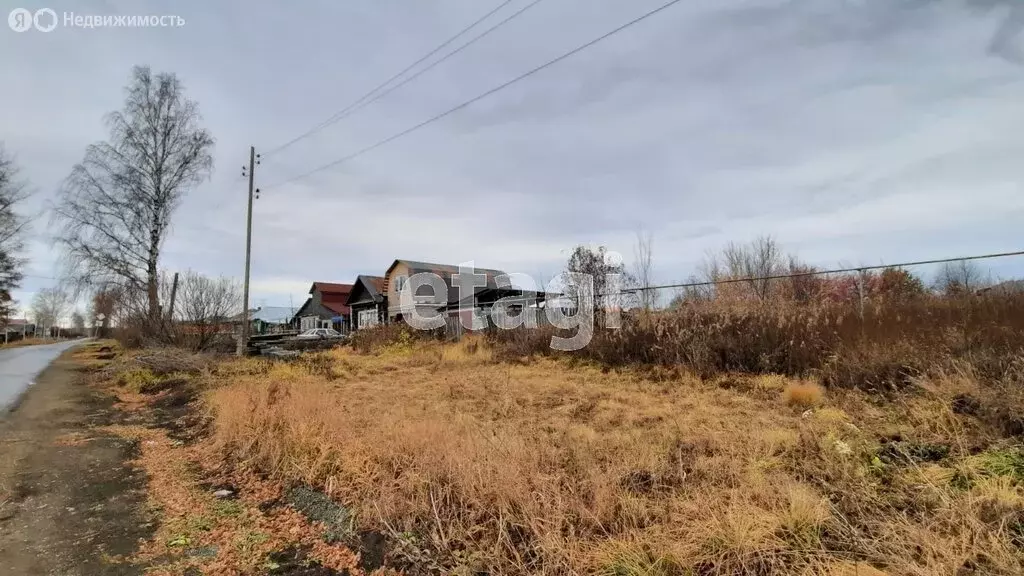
xmin=52 ymin=66 xmax=214 ymax=330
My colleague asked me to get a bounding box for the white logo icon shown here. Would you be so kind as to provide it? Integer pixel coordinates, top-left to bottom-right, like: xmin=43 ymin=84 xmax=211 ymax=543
xmin=33 ymin=8 xmax=57 ymax=32
xmin=8 ymin=7 xmax=58 ymax=32
xmin=8 ymin=8 xmax=32 ymax=32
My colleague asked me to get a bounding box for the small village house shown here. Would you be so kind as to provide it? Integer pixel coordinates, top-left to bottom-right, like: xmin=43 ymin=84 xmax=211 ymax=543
xmin=381 ymin=259 xmax=546 ymax=330
xmin=293 ymin=282 xmax=353 ymax=332
xmin=2 ymin=318 xmax=35 ymax=343
xmin=346 ymin=275 xmax=386 ymax=331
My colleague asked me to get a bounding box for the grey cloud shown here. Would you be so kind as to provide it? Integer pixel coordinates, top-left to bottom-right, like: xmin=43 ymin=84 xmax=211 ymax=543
xmin=2 ymin=0 xmax=1023 ymax=309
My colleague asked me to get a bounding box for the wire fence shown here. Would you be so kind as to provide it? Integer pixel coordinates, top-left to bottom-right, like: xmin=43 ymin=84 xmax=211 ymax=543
xmin=621 ymin=249 xmax=1024 ymax=298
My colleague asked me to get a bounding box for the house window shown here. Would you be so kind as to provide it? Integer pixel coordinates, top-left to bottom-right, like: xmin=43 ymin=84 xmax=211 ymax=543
xmin=358 ymin=309 xmax=378 ymax=329
xmin=394 ymin=275 xmax=407 ymax=294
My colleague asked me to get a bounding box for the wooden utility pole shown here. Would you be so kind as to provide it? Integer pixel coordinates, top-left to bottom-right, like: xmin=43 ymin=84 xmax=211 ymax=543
xmin=167 ymin=272 xmax=180 ymax=320
xmin=238 ymin=146 xmax=258 ymax=356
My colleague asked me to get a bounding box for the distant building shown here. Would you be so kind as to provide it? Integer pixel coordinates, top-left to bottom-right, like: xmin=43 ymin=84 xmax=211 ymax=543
xmin=381 ymin=259 xmax=546 ymax=329
xmin=346 ymin=275 xmax=386 ymax=331
xmin=2 ymin=318 xmax=35 ymax=342
xmin=249 ymin=306 xmax=298 ymax=334
xmin=293 ymin=282 xmax=354 ymax=332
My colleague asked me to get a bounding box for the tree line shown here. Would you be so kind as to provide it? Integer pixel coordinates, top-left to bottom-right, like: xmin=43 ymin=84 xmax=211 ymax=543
xmin=561 ymin=234 xmax=1010 ymax=314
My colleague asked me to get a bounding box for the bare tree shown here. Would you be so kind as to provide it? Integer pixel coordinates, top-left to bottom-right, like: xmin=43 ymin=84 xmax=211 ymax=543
xmin=698 ymin=235 xmax=785 ymax=302
xmin=174 ymin=271 xmax=240 ymax=351
xmin=30 ymin=288 xmax=69 ymax=337
xmin=89 ymin=284 xmax=121 ymax=337
xmin=735 ymin=235 xmax=784 ymax=301
xmin=633 ymin=230 xmax=655 ymax=311
xmin=0 ymin=146 xmax=30 ymax=326
xmin=52 ymin=66 xmax=214 ymax=329
xmin=71 ymin=310 xmax=86 ymax=333
xmin=935 ymin=260 xmax=990 ymax=296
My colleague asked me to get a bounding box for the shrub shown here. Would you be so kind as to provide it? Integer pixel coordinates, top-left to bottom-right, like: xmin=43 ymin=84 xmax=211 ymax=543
xmin=782 ymin=381 xmax=824 ymax=408
xmin=488 ymin=294 xmax=1024 ymax=390
xmin=349 ymin=323 xmax=442 ymax=354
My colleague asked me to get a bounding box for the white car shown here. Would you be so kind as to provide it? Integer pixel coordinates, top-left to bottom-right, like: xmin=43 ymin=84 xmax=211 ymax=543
xmin=294 ymin=328 xmax=343 ymax=340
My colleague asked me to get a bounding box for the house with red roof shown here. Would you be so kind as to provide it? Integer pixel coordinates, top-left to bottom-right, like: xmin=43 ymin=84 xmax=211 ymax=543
xmin=292 ymin=282 xmax=354 ymax=333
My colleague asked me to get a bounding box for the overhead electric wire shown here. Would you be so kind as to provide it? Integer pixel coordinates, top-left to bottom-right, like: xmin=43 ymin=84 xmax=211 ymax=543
xmin=263 ymin=0 xmax=519 ymax=158
xmin=264 ymin=0 xmax=687 ymax=190
xmin=616 ymin=249 xmax=1024 ymax=295
xmin=272 ymin=0 xmax=548 ymax=152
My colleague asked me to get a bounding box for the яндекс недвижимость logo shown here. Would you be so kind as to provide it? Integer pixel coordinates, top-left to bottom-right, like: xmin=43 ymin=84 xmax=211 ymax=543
xmin=8 ymin=7 xmax=57 ymax=32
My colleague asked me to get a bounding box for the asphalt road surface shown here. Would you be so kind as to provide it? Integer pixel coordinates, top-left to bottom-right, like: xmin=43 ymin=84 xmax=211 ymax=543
xmin=0 ymin=340 xmax=84 ymax=412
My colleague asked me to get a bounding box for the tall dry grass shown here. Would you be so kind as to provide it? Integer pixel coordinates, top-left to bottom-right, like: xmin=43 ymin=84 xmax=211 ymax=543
xmin=490 ymin=294 xmax=1024 ymax=390
xmin=205 ymin=337 xmax=1024 ymax=575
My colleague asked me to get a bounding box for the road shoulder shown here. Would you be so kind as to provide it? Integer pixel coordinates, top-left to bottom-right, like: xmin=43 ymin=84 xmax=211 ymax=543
xmin=0 ymin=349 xmax=152 ymax=575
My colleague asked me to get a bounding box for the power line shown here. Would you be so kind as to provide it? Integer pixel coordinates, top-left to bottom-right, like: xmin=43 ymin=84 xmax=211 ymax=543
xmin=263 ymin=0 xmax=519 ymax=159
xmin=619 ymin=249 xmax=1024 ymax=294
xmin=10 ymin=271 xmax=61 ymax=281
xmin=271 ymin=0 xmax=548 ymax=157
xmin=264 ymin=0 xmax=687 ymax=190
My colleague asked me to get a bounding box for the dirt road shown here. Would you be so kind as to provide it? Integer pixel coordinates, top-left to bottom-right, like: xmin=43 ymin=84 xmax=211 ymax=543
xmin=0 ymin=350 xmax=151 ymax=575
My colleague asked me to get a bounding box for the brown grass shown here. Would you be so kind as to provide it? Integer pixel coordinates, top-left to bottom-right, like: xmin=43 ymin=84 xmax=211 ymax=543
xmin=0 ymin=337 xmax=57 ymax=349
xmin=203 ymin=337 xmax=1024 ymax=575
xmin=489 ymin=294 xmax=1024 ymax=390
xmin=101 ymin=424 xmax=361 ymax=575
xmin=783 ymin=380 xmax=824 ymax=408
xmin=75 ymin=339 xmax=363 ymax=575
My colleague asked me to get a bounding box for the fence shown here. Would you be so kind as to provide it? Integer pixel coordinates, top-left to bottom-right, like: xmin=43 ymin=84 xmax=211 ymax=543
xmin=433 ymin=250 xmax=1024 ymax=340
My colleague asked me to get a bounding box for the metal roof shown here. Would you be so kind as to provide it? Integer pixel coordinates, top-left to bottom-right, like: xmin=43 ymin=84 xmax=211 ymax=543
xmin=250 ymin=306 xmax=298 ymax=324
xmin=321 ymin=301 xmax=349 ymax=315
xmin=347 ymin=275 xmax=386 ymax=305
xmin=446 ymin=287 xmax=550 ymax=311
xmin=310 ymin=282 xmax=353 ymax=295
xmin=365 ymin=275 xmax=386 ymax=295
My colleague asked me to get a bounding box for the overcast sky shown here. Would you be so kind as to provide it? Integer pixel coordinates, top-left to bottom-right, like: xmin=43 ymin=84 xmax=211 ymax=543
xmin=2 ymin=0 xmax=1023 ymax=314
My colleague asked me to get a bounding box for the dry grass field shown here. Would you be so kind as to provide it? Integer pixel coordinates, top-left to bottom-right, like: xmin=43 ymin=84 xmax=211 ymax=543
xmin=0 ymin=337 xmax=57 ymax=349
xmin=203 ymin=337 xmax=1024 ymax=575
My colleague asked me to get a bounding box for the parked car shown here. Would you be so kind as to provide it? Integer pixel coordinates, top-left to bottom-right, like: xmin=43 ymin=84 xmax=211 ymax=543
xmin=294 ymin=328 xmax=343 ymax=340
